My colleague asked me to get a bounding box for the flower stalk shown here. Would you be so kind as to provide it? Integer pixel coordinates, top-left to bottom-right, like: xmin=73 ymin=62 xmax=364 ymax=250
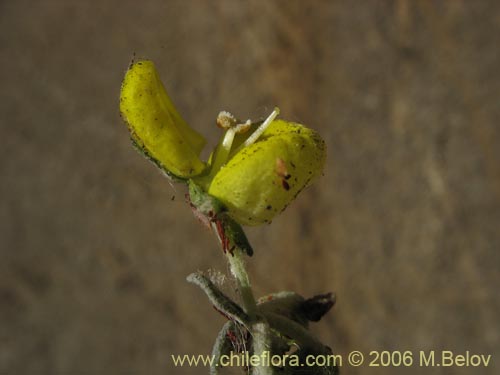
xmin=225 ymin=247 xmax=258 ymax=319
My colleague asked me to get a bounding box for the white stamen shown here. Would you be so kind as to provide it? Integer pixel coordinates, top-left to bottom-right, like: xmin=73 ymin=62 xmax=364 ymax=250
xmin=206 ymin=107 xmax=281 ymax=183
xmin=221 ymin=127 xmax=236 ymax=151
xmin=241 ymin=107 xmax=280 ymax=149
xmin=217 ymin=111 xmax=237 ymax=129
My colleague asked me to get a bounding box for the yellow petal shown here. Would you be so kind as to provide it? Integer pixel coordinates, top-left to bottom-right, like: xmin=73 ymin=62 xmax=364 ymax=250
xmin=120 ymin=60 xmax=206 ymax=178
xmin=208 ymin=120 xmax=326 ymax=225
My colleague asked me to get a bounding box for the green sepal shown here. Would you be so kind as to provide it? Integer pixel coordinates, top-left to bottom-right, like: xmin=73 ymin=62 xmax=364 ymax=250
xmin=264 ymin=312 xmax=338 ymax=375
xmin=210 ymin=321 xmax=238 ymax=375
xmin=131 ymin=138 xmax=186 ymax=182
xmin=257 ymin=291 xmax=308 ymax=327
xmin=219 ymin=214 xmax=254 ymax=256
xmin=188 ymin=180 xmax=254 ymax=256
xmin=186 ymin=273 xmax=250 ymax=328
xmin=188 ymin=180 xmax=225 ymax=216
xmin=257 ymin=291 xmax=335 ymax=327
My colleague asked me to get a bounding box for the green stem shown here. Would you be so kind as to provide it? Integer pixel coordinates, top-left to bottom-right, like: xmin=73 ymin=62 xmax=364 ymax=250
xmin=208 ymin=229 xmax=276 ymax=374
xmin=226 ymin=248 xmax=258 ymax=320
xmin=251 ymin=321 xmax=273 ymax=375
xmin=221 ymin=242 xmax=274 ymax=374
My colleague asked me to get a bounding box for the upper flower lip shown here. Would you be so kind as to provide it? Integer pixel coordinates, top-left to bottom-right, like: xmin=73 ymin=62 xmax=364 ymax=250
xmin=120 ymin=60 xmax=206 ymax=179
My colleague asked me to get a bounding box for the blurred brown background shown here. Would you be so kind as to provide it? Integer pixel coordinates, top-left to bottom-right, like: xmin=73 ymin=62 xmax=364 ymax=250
xmin=1 ymin=1 xmax=499 ymax=374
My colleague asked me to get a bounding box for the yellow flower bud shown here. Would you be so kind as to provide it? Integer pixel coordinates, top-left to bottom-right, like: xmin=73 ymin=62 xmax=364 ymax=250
xmin=206 ymin=120 xmax=326 ymax=225
xmin=120 ymin=60 xmax=206 ymax=178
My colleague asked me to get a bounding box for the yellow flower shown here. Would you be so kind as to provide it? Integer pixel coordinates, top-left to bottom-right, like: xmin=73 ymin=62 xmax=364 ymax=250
xmin=120 ymin=60 xmax=326 ymax=226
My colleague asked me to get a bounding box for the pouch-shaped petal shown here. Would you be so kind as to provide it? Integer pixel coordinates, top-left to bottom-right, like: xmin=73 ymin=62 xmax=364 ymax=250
xmin=207 ymin=120 xmax=326 ymax=225
xmin=120 ymin=60 xmax=206 ymax=179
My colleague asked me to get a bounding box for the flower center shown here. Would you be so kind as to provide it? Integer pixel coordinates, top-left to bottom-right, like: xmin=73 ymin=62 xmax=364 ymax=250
xmin=204 ymin=107 xmax=280 ymax=183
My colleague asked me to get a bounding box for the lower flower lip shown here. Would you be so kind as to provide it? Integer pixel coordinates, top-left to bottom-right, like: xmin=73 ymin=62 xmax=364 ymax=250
xmin=206 ymin=120 xmax=326 ymax=226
